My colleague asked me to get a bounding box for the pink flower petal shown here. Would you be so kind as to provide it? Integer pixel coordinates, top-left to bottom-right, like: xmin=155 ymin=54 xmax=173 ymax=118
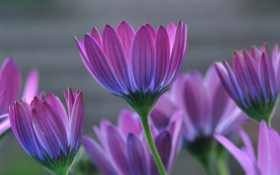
xmin=102 ymin=25 xmax=133 ymax=92
xmin=22 ymin=69 xmax=39 ymax=104
xmin=130 ymin=26 xmax=156 ymax=92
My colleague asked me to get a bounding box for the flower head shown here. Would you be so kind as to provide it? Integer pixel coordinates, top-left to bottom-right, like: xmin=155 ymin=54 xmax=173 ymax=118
xmin=215 ymin=120 xmax=280 ymax=175
xmin=215 ymin=44 xmax=280 ymax=125
xmin=150 ymin=65 xmax=246 ymax=167
xmin=0 ymin=58 xmax=40 ymax=139
xmin=151 ymin=65 xmax=246 ymax=141
xmin=9 ymin=88 xmax=84 ymax=175
xmin=75 ymin=21 xmax=187 ymax=113
xmin=82 ymin=109 xmax=183 ymax=175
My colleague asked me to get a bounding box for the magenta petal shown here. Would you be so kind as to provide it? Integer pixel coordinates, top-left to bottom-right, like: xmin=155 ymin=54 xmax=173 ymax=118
xmin=239 ymin=129 xmax=256 ymax=160
xmin=215 ymin=62 xmax=238 ymax=100
xmin=127 ymin=133 xmax=149 ymax=175
xmin=166 ymin=22 xmax=176 ymax=52
xmin=145 ymin=24 xmax=157 ymax=42
xmin=106 ymin=125 xmax=130 ymax=174
xmin=118 ymin=109 xmax=142 ymax=136
xmin=14 ymin=102 xmax=42 ymax=158
xmin=102 ymin=25 xmax=132 ymax=92
xmin=0 ymin=58 xmax=21 ymax=115
xmin=258 ymin=120 xmax=280 ymax=175
xmin=47 ymin=94 xmax=68 ymax=133
xmin=183 ymin=71 xmax=208 ymax=129
xmin=259 ymin=53 xmax=271 ymax=101
xmin=162 ymin=21 xmax=182 ymax=86
xmin=130 ymin=26 xmax=156 ymax=92
xmin=68 ymin=92 xmax=84 ymax=151
xmin=272 ymin=44 xmax=279 ymax=66
xmin=82 ymin=136 xmax=119 ymax=175
xmin=264 ymin=46 xmax=276 ymax=96
xmin=150 ymin=93 xmax=176 ymax=129
xmin=223 ymin=60 xmax=243 ymax=102
xmin=150 ymin=131 xmax=171 ymax=175
xmin=233 ymin=52 xmax=250 ymax=97
xmin=153 ymin=26 xmax=170 ymax=91
xmin=22 ymin=69 xmax=39 ymax=104
xmin=243 ymin=51 xmax=261 ymax=98
xmin=84 ymin=34 xmax=124 ymax=95
xmin=91 ymin=28 xmax=102 ymax=46
xmin=215 ymin=134 xmax=257 ymax=174
xmin=250 ymin=46 xmax=262 ymax=63
xmin=43 ymin=102 xmax=68 ymax=154
xmin=116 ymin=21 xmax=135 ymax=62
xmin=31 ymin=109 xmax=60 ymax=158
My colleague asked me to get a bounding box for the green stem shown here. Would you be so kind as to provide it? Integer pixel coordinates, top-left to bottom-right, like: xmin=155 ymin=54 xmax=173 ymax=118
xmin=199 ymin=155 xmax=214 ymax=175
xmin=139 ymin=113 xmax=167 ymax=175
xmin=216 ymin=156 xmax=230 ymax=175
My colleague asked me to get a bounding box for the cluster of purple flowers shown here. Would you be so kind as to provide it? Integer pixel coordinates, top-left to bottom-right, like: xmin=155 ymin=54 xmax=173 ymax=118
xmin=1 ymin=20 xmax=280 ymax=175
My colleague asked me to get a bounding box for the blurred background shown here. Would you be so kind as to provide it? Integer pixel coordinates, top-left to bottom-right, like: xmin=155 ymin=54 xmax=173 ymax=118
xmin=1 ymin=0 xmax=280 ymax=174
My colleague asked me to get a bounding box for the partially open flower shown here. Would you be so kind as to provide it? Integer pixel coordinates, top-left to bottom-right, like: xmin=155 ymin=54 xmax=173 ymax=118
xmin=0 ymin=58 xmax=40 ymax=141
xmin=82 ymin=109 xmax=183 ymax=175
xmin=151 ymin=65 xmax=247 ymax=172
xmin=215 ymin=44 xmax=280 ymax=125
xmin=9 ymin=88 xmax=84 ymax=175
xmin=75 ymin=21 xmax=187 ymax=114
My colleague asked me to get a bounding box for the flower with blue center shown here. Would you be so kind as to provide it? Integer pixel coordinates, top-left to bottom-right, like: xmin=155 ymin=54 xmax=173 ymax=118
xmin=215 ymin=120 xmax=280 ymax=175
xmin=75 ymin=21 xmax=187 ymax=175
xmin=0 ymin=58 xmax=40 ymax=145
xmin=9 ymin=88 xmax=84 ymax=175
xmin=215 ymin=44 xmax=280 ymax=126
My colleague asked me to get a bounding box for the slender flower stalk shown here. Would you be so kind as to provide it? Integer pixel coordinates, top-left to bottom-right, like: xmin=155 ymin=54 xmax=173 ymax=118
xmin=0 ymin=58 xmax=40 ymax=143
xmin=9 ymin=88 xmax=84 ymax=175
xmin=150 ymin=64 xmax=247 ymax=175
xmin=76 ymin=21 xmax=187 ymax=175
xmin=215 ymin=120 xmax=280 ymax=175
xmin=83 ymin=109 xmax=183 ymax=175
xmin=215 ymin=44 xmax=280 ymax=126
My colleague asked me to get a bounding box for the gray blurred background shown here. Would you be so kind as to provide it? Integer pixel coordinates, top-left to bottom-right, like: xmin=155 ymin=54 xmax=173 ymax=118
xmin=0 ymin=0 xmax=280 ymax=174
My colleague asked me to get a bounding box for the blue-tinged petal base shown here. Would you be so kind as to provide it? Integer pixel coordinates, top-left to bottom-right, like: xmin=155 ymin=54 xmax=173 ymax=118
xmin=236 ymin=91 xmax=279 ymax=126
xmin=120 ymin=87 xmax=170 ymax=118
xmin=31 ymin=143 xmax=81 ymax=175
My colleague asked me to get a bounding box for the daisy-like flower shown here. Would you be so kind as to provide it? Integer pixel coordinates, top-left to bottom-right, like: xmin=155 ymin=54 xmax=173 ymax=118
xmin=215 ymin=44 xmax=280 ymax=126
xmin=75 ymin=21 xmax=187 ymax=115
xmin=75 ymin=21 xmax=187 ymax=175
xmin=215 ymin=120 xmax=280 ymax=175
xmin=9 ymin=88 xmax=84 ymax=175
xmin=83 ymin=109 xmax=183 ymax=175
xmin=150 ymin=65 xmax=247 ymax=174
xmin=0 ymin=58 xmax=39 ymax=143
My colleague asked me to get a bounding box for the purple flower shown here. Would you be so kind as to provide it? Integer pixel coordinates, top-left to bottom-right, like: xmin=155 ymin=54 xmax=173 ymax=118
xmin=82 ymin=109 xmax=183 ymax=175
xmin=151 ymin=64 xmax=246 ymax=141
xmin=150 ymin=65 xmax=246 ymax=172
xmin=0 ymin=58 xmax=40 ymax=138
xmin=75 ymin=21 xmax=187 ymax=112
xmin=215 ymin=44 xmax=280 ymax=125
xmin=9 ymin=88 xmax=84 ymax=175
xmin=215 ymin=120 xmax=280 ymax=175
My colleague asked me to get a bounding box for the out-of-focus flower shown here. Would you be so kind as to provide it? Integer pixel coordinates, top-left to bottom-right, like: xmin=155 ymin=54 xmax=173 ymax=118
xmin=82 ymin=109 xmax=183 ymax=175
xmin=215 ymin=120 xmax=280 ymax=175
xmin=151 ymin=65 xmax=246 ymax=173
xmin=152 ymin=64 xmax=246 ymax=142
xmin=215 ymin=44 xmax=280 ymax=125
xmin=9 ymin=88 xmax=84 ymax=175
xmin=0 ymin=58 xmax=40 ymax=140
xmin=75 ymin=21 xmax=187 ymax=114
